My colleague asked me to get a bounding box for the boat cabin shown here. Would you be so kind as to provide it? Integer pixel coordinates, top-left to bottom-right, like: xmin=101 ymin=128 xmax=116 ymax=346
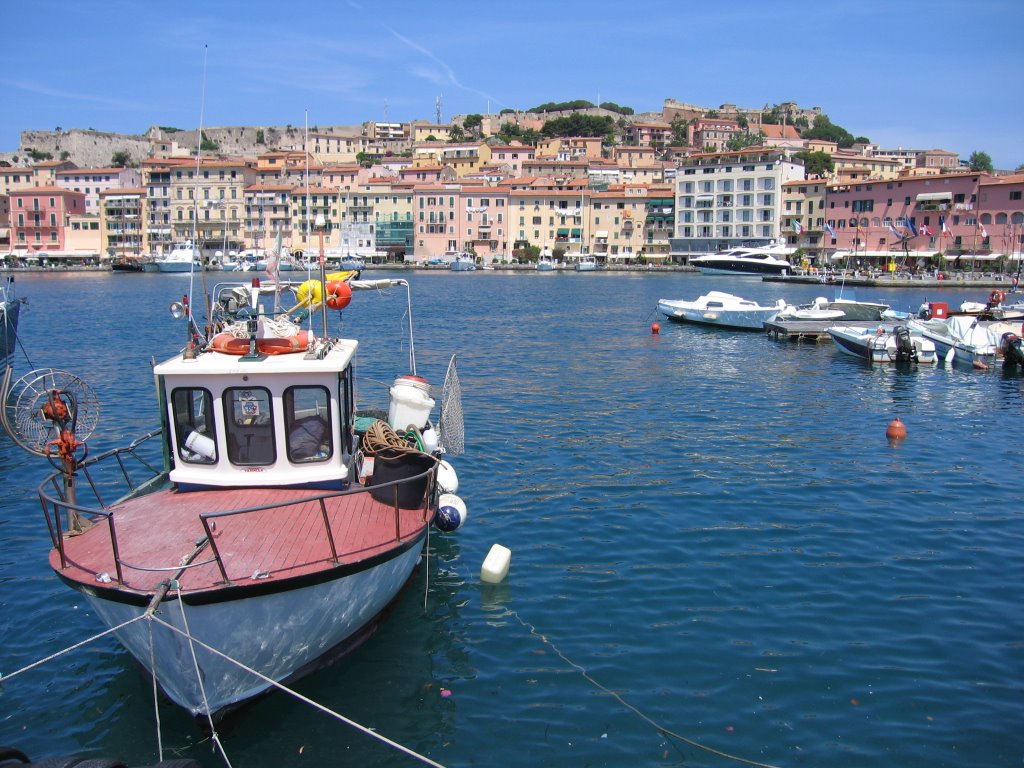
xmin=154 ymin=340 xmax=358 ymax=491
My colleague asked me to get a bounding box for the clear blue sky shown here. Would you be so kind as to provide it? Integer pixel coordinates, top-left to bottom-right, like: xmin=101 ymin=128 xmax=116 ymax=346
xmin=3 ymin=0 xmax=1021 ymax=169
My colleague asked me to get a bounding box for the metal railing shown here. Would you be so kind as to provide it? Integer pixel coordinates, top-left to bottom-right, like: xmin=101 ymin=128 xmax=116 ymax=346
xmin=38 ymin=431 xmax=436 ymax=589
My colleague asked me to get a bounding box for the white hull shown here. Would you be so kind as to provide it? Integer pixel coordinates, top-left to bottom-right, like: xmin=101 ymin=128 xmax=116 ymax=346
xmin=658 ymin=291 xmax=784 ymax=330
xmin=80 ymin=536 xmax=425 ymax=716
xmin=828 ymin=326 xmax=937 ymax=364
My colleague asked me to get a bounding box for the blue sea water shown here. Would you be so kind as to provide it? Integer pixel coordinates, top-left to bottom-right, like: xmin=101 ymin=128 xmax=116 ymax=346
xmin=1 ymin=270 xmax=1022 ymax=768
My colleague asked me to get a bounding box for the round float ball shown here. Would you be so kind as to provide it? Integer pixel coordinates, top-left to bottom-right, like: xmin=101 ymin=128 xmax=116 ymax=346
xmin=325 ymin=280 xmax=352 ymax=309
xmin=886 ymin=418 xmax=907 ymax=441
xmin=651 ymin=322 xmax=660 ymax=335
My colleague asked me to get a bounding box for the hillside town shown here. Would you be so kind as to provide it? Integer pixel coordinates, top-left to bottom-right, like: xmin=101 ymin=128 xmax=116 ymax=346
xmin=1 ymin=98 xmax=1022 ymax=273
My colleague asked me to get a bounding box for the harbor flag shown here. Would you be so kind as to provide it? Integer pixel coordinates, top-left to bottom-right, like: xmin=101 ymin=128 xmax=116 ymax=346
xmin=824 ymin=221 xmax=836 ymax=238
xmin=978 ymin=222 xmax=989 ymax=238
xmin=940 ymin=216 xmax=951 ymax=237
xmin=905 ymin=219 xmax=918 ymax=237
xmin=887 ymin=221 xmax=903 ymax=240
xmin=919 ymin=224 xmax=932 ymax=236
xmin=792 ymin=220 xmax=803 ymax=234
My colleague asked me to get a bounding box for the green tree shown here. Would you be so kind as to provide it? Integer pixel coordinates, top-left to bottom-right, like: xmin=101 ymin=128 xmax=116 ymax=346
xmin=670 ymin=116 xmax=689 ymax=146
xmin=448 ymin=124 xmax=465 ymax=141
xmin=355 ymin=152 xmax=373 ymax=168
xmin=726 ymin=131 xmax=765 ymax=151
xmin=801 ymin=115 xmax=856 ymax=148
xmin=200 ymin=131 xmax=219 ymax=152
xmin=541 ymin=113 xmax=614 ymax=138
xmin=463 ymin=114 xmax=483 ymax=135
xmin=968 ymin=151 xmax=993 ymax=172
xmin=255 ymin=129 xmax=265 ymax=144
xmin=111 ymin=150 xmax=131 ymax=167
xmin=793 ymin=150 xmax=835 ymax=177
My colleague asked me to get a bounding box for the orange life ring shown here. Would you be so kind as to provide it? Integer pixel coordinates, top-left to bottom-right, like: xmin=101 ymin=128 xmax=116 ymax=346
xmin=210 ymin=330 xmax=313 ymax=355
xmin=990 ymin=290 xmax=1005 ymax=305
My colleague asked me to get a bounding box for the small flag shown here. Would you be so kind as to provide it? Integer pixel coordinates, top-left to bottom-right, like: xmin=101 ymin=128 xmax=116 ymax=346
xmin=888 ymin=221 xmax=903 ymax=240
xmin=919 ymin=224 xmax=932 ymax=236
xmin=940 ymin=216 xmax=951 ymax=237
xmin=793 ymin=220 xmax=803 ymax=234
xmin=265 ymin=251 xmax=279 ymax=282
xmin=978 ymin=222 xmax=989 ymax=238
xmin=824 ymin=222 xmax=836 ymax=238
xmin=905 ymin=218 xmax=918 ymax=237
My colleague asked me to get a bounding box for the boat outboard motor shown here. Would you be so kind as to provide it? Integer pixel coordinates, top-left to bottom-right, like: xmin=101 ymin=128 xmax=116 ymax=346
xmin=1000 ymin=332 xmax=1023 ymax=367
xmin=894 ymin=326 xmax=917 ymax=362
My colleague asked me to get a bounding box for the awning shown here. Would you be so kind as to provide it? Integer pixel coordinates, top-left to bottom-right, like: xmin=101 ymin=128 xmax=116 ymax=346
xmin=571 ymin=228 xmax=582 ymax=236
xmin=941 ymin=253 xmax=999 ymax=261
xmin=556 ymin=228 xmax=569 ymax=235
xmin=595 ymin=230 xmax=609 ymax=238
xmin=916 ymin=192 xmax=952 ymax=201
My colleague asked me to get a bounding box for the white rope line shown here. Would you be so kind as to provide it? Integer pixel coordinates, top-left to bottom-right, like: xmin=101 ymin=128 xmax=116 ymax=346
xmin=173 ymin=590 xmax=233 ymax=768
xmin=148 ymin=614 xmax=447 ymax=768
xmin=148 ymin=620 xmax=164 ymax=762
xmin=0 ymin=614 xmax=147 ymax=682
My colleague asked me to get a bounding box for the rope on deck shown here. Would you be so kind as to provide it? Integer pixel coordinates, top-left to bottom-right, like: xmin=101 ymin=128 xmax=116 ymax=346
xmin=150 ymin=612 xmax=449 ymax=768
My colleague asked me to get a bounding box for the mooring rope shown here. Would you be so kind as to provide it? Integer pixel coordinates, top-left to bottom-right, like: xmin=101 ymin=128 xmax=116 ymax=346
xmin=0 ymin=614 xmax=147 ymax=682
xmin=148 ymin=614 xmax=448 ymax=768
xmin=148 ymin=620 xmax=164 ymax=762
xmin=507 ymin=609 xmax=781 ymax=768
xmin=173 ymin=589 xmax=233 ymax=768
xmin=361 ymin=419 xmax=424 ymax=456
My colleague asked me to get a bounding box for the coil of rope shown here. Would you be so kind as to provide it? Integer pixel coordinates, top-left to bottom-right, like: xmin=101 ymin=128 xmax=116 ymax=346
xmin=362 ymin=419 xmax=430 ymax=457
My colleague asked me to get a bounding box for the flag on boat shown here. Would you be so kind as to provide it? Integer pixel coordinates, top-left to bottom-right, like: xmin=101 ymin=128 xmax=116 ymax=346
xmin=825 ymin=222 xmax=836 ymax=238
xmin=905 ymin=218 xmax=918 ymax=237
xmin=265 ymin=251 xmax=279 ymax=281
xmin=940 ymin=216 xmax=951 ymax=237
xmin=792 ymin=220 xmax=803 ymax=234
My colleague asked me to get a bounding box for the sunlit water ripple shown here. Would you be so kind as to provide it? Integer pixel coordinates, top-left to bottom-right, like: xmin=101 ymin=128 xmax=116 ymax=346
xmin=1 ymin=271 xmax=1021 ymax=767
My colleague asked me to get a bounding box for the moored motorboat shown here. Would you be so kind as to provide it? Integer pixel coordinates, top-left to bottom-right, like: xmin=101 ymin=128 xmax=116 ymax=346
xmin=448 ymin=251 xmax=477 ymax=271
xmin=776 ymin=297 xmax=846 ymax=321
xmin=0 ymin=273 xmax=468 ymax=721
xmin=574 ymin=255 xmax=598 ymax=272
xmin=658 ymin=291 xmax=786 ymax=330
xmin=827 ymin=324 xmax=937 ymax=364
xmin=155 ymin=241 xmax=203 ymax=273
xmin=908 ymin=315 xmax=1003 ymax=368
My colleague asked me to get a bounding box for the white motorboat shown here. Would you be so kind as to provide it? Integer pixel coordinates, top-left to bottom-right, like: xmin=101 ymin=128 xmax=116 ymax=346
xmin=776 ymin=297 xmax=846 ymax=321
xmin=536 ymin=256 xmax=555 ymax=272
xmin=155 ymin=241 xmax=202 ymax=273
xmin=0 ymin=275 xmax=468 ymax=721
xmin=908 ymin=315 xmax=1018 ymax=369
xmin=689 ymin=243 xmax=793 ymax=276
xmin=574 ymin=255 xmax=598 ymax=272
xmin=658 ymin=291 xmax=786 ymax=330
xmin=827 ymin=325 xmax=937 ymax=364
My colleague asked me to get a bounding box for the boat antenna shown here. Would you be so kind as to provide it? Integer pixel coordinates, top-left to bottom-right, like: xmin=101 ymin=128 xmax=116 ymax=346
xmin=188 ymin=43 xmax=212 ymax=346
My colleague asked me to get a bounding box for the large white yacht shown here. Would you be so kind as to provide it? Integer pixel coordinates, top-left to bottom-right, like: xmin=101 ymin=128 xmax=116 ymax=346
xmin=689 ymin=242 xmax=793 ymax=276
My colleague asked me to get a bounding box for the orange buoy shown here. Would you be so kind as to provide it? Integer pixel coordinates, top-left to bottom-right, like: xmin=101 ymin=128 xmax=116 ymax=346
xmin=885 ymin=417 xmax=907 ymax=441
xmin=325 ymin=280 xmax=352 ymax=310
xmin=651 ymin=322 xmax=660 ymax=335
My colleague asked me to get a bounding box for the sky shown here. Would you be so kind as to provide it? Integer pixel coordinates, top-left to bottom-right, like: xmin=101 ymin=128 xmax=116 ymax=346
xmin=2 ymin=0 xmax=1021 ymax=169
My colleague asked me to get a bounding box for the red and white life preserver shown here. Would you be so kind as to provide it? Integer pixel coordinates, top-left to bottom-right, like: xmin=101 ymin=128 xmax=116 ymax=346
xmin=210 ymin=330 xmax=313 ymax=355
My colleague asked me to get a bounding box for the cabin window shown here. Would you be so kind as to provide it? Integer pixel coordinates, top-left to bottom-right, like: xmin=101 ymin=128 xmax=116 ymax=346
xmin=224 ymin=387 xmax=276 ymax=466
xmin=284 ymin=385 xmax=333 ymax=463
xmin=171 ymin=388 xmax=218 ymax=464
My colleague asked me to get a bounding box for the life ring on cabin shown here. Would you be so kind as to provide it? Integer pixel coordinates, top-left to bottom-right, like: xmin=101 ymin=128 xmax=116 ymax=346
xmin=210 ymin=330 xmax=313 ymax=355
xmin=989 ymin=290 xmax=1005 ymax=305
xmin=325 ymin=280 xmax=352 ymax=309
xmin=296 ymin=279 xmax=322 ymax=307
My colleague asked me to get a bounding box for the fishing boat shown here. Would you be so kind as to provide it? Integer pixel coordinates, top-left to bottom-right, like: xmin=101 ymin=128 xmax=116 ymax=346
xmin=0 ymin=271 xmax=468 ymax=722
xmin=2 ymin=274 xmax=25 ymax=368
xmin=155 ymin=242 xmax=203 ymax=273
xmin=827 ymin=325 xmax=937 ymax=364
xmin=448 ymin=251 xmax=477 ymax=272
xmin=658 ymin=291 xmax=786 ymax=330
xmin=688 ymin=243 xmax=793 ymax=276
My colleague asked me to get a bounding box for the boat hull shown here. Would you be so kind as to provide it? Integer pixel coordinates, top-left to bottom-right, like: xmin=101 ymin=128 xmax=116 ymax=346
xmin=156 ymin=261 xmax=198 ymax=273
xmin=2 ymin=296 xmax=21 ymax=366
xmin=695 ymin=263 xmax=789 ymax=276
xmin=70 ymin=533 xmax=426 ymax=717
xmin=658 ymin=300 xmax=778 ymax=330
xmin=828 ymin=326 xmax=937 ymax=364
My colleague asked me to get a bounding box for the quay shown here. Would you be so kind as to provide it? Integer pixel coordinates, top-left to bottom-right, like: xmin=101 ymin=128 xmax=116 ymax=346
xmin=765 ymin=272 xmax=1020 ymax=290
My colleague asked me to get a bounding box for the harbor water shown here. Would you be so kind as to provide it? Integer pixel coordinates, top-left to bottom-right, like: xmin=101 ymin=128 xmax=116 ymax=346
xmin=1 ymin=270 xmax=1022 ymax=767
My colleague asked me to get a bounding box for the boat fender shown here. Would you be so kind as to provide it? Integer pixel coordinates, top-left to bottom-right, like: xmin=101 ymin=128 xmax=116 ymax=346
xmin=989 ymin=289 xmax=1005 ymax=306
xmin=435 ymin=493 xmax=468 ymax=532
xmin=183 ymin=429 xmax=216 ymax=460
xmin=325 ymin=280 xmax=352 ymax=310
xmin=296 ymin=279 xmax=322 ymax=307
xmin=481 ymin=543 xmax=511 ymax=584
xmin=436 ymin=459 xmax=458 ymax=493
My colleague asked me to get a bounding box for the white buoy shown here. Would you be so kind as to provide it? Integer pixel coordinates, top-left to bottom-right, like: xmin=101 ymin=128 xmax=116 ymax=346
xmin=435 ymin=493 xmax=467 ymax=532
xmin=480 ymin=544 xmax=511 ymax=584
xmin=436 ymin=459 xmax=459 ymax=493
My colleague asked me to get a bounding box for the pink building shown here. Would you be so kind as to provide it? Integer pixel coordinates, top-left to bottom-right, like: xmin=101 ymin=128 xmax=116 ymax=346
xmin=626 ymin=122 xmax=673 ymax=148
xmin=824 ymin=172 xmax=986 ymax=261
xmin=9 ymin=186 xmax=86 ymax=255
xmin=978 ymin=174 xmax=1024 ymax=262
xmin=488 ymin=143 xmax=536 ymax=176
xmin=55 ymin=166 xmax=141 ymax=217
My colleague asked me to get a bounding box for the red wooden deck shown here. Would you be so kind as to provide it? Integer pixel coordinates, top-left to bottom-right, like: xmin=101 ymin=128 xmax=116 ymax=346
xmin=51 ymin=485 xmax=431 ymax=597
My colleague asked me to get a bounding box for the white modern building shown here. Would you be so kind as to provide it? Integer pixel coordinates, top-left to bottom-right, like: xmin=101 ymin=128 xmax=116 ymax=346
xmin=670 ymin=148 xmax=804 ymax=258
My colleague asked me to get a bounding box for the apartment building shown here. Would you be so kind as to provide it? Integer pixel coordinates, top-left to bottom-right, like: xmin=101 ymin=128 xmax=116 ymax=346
xmin=55 ymin=166 xmax=141 ymax=217
xmin=370 ymin=180 xmax=415 ymax=258
xmin=9 ymin=186 xmax=86 ymax=258
xmin=489 ymin=144 xmax=536 ymax=176
xmin=590 ymin=184 xmax=673 ymax=260
xmin=509 ymin=186 xmax=591 ymax=256
xmin=625 ymin=122 xmax=673 ymax=148
xmin=243 ymin=184 xmax=293 ymax=252
xmin=99 ymin=187 xmax=148 ymax=258
xmin=461 ymin=186 xmax=509 ymax=262
xmin=977 ymin=174 xmax=1024 ymax=259
xmin=671 ymin=148 xmax=804 ymax=257
xmin=782 ymin=179 xmax=828 ymax=263
xmin=168 ymin=158 xmax=256 ymax=252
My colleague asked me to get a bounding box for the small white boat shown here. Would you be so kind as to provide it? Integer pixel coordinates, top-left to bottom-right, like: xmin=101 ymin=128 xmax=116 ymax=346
xmin=827 ymin=325 xmax=937 ymax=364
xmin=776 ymin=297 xmax=846 ymax=321
xmin=908 ymin=315 xmax=1015 ymax=369
xmin=574 ymin=255 xmax=598 ymax=272
xmin=658 ymin=291 xmax=786 ymax=330
xmin=536 ymin=256 xmax=555 ymax=272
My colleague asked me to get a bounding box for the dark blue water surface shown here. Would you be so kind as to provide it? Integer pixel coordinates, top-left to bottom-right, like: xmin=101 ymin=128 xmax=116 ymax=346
xmin=1 ymin=271 xmax=1022 ymax=767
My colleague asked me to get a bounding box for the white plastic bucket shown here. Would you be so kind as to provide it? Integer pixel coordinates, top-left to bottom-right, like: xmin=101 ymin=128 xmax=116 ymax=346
xmin=388 ymin=375 xmax=435 ymax=430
